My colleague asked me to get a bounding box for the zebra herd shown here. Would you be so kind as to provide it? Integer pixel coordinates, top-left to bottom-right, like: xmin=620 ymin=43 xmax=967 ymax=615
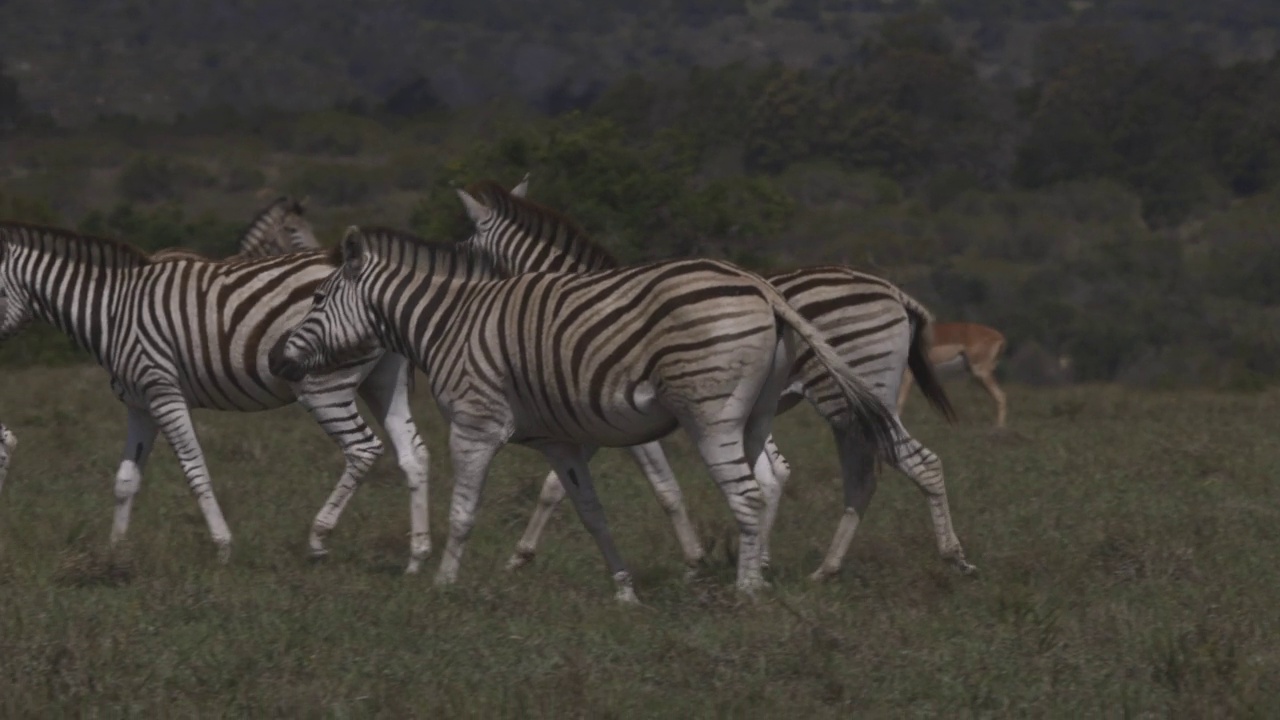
xmin=0 ymin=178 xmax=974 ymax=602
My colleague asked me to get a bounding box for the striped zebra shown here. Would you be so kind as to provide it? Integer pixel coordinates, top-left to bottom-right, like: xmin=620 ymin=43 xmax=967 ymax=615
xmin=454 ymin=179 xmax=975 ymax=579
xmin=150 ymin=195 xmax=321 ymax=262
xmin=0 ymin=422 xmax=15 ymax=495
xmin=270 ymin=226 xmax=900 ymax=601
xmin=0 ymin=223 xmax=430 ymax=570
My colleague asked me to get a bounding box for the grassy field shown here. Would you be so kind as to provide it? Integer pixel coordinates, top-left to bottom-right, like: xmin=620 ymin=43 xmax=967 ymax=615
xmin=0 ymin=364 xmax=1275 ymax=717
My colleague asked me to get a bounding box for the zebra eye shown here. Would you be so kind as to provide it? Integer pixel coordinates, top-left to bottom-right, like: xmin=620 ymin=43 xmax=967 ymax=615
xmin=313 ymin=292 xmax=325 ymax=305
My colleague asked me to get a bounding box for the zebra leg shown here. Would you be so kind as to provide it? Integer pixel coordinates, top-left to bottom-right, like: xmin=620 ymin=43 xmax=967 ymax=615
xmin=687 ymin=430 xmax=767 ymax=595
xmin=110 ymin=406 xmax=159 ymax=547
xmin=754 ymin=436 xmax=791 ymax=570
xmin=434 ymin=424 xmax=501 ymax=587
xmin=297 ymin=392 xmax=385 ymax=561
xmin=148 ymin=392 xmax=233 ymax=562
xmin=539 ymin=443 xmax=639 ymax=604
xmin=506 ymin=441 xmax=707 ymax=577
xmin=506 ymin=469 xmax=565 ymax=571
xmin=627 ymin=442 xmax=706 ymax=573
xmin=358 ymin=355 xmax=431 ymax=574
xmin=809 ymin=427 xmax=877 ymax=581
xmin=892 ymin=429 xmax=975 ymax=574
xmin=742 ymin=339 xmax=792 ymax=574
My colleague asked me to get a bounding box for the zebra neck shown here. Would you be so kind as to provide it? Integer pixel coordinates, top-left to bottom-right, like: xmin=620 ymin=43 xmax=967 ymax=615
xmin=376 ymin=276 xmax=484 ymax=377
xmin=28 ymin=264 xmax=122 ymax=360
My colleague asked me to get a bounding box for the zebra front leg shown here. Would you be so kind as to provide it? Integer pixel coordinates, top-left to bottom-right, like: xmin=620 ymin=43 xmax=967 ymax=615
xmin=110 ymin=406 xmax=159 ymax=547
xmin=810 ymin=427 xmax=877 ymax=581
xmin=506 ymin=469 xmax=565 ymax=571
xmin=359 ymin=355 xmax=431 ymax=574
xmin=434 ymin=425 xmax=501 ymax=587
xmin=539 ymin=442 xmax=639 ymax=604
xmin=298 ymin=394 xmax=384 ymax=561
xmin=149 ymin=392 xmax=233 ymax=562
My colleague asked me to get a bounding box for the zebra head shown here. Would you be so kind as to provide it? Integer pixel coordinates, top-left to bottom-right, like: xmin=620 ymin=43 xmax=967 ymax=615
xmin=270 ymin=227 xmax=380 ymax=383
xmin=0 ymin=422 xmax=16 ymax=495
xmin=0 ymin=241 xmax=35 ymax=341
xmin=280 ymin=196 xmax=321 ymax=252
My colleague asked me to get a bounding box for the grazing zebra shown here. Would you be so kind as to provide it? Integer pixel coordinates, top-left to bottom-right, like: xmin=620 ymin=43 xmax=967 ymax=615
xmin=150 ymin=195 xmax=321 ymax=262
xmin=455 ymin=179 xmax=975 ymax=579
xmin=271 ymin=226 xmax=899 ymax=601
xmin=0 ymin=422 xmax=15 ymax=495
xmin=0 ymin=223 xmax=430 ymax=570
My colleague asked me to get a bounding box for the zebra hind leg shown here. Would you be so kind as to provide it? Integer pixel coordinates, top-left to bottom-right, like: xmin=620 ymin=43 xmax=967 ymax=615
xmin=627 ymin=441 xmax=706 ymax=577
xmin=892 ymin=429 xmax=975 ymax=574
xmin=298 ymin=393 xmax=385 ymax=561
xmin=538 ymin=443 xmax=639 ymax=604
xmin=358 ymin=355 xmax=431 ymax=574
xmin=686 ymin=429 xmax=767 ymax=595
xmin=809 ymin=427 xmax=877 ymax=581
xmin=506 ymin=468 xmax=566 ymax=571
xmin=754 ymin=436 xmax=792 ymax=570
xmin=110 ymin=406 xmax=159 ymax=548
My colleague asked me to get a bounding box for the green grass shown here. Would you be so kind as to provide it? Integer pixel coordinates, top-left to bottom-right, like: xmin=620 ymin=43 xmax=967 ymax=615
xmin=0 ymin=365 xmax=1276 ymax=717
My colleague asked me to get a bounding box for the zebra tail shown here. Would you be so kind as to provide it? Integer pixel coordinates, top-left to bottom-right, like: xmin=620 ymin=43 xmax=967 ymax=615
xmin=900 ymin=294 xmax=957 ymax=424
xmin=760 ymin=285 xmax=900 ymax=465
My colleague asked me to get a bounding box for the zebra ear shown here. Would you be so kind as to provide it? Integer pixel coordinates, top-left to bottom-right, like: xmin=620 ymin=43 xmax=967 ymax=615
xmin=455 ymin=189 xmax=492 ymax=225
xmin=511 ymin=173 xmax=530 ymax=198
xmin=341 ymin=226 xmax=364 ymax=278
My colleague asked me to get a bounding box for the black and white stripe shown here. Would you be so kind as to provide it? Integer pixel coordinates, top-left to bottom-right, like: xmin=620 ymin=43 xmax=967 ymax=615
xmin=273 ymin=226 xmax=899 ymax=600
xmin=0 ymin=223 xmax=430 ymax=570
xmin=456 ymin=179 xmax=974 ymax=579
xmin=150 ymin=195 xmax=320 ymax=263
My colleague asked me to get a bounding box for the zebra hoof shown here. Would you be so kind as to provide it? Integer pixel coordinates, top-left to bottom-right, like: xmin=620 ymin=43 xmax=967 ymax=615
xmin=215 ymin=543 xmax=232 ymax=565
xmin=505 ymin=551 xmax=535 ymax=571
xmin=808 ymin=566 xmax=837 ymax=583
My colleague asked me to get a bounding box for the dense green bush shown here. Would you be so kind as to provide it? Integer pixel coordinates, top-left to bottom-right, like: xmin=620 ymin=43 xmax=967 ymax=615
xmin=116 ymin=155 xmax=215 ymax=203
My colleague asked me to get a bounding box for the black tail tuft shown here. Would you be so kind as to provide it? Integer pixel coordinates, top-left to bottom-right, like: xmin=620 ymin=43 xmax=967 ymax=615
xmin=906 ymin=309 xmax=957 ymax=424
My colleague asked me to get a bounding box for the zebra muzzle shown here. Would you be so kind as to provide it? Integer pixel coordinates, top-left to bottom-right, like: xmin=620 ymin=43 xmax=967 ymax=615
xmin=268 ymin=341 xmax=307 ymax=382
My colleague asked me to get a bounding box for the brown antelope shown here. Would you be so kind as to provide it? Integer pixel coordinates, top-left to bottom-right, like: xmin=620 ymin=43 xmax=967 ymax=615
xmin=899 ymin=322 xmax=1007 ymax=427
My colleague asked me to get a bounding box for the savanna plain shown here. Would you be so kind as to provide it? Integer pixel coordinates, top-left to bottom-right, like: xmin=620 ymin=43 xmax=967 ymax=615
xmin=0 ymin=365 xmax=1275 ymax=718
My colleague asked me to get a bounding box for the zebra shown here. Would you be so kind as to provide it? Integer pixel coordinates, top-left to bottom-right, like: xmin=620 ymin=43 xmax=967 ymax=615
xmin=0 ymin=223 xmax=430 ymax=571
xmin=150 ymin=195 xmax=321 ymax=262
xmin=0 ymin=422 xmax=15 ymax=495
xmin=454 ymin=179 xmax=975 ymax=580
xmin=270 ymin=225 xmax=900 ymax=601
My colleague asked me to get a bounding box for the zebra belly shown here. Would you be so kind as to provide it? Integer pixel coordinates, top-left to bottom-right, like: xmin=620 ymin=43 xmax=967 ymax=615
xmin=507 ymin=381 xmax=680 ymax=448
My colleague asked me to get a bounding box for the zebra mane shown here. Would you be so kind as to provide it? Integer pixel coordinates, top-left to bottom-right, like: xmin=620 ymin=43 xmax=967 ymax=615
xmin=0 ymin=222 xmax=153 ymax=268
xmin=343 ymin=226 xmax=498 ymax=278
xmin=463 ymin=179 xmax=619 ymax=269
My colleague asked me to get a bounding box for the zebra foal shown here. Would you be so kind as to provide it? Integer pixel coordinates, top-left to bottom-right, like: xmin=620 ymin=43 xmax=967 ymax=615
xmin=271 ymin=226 xmax=899 ymax=601
xmin=456 ymin=179 xmax=974 ymax=579
xmin=0 ymin=223 xmax=430 ymax=570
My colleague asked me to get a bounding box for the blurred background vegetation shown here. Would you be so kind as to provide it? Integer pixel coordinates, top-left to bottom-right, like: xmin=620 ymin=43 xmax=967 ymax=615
xmin=2 ymin=0 xmax=1280 ymax=390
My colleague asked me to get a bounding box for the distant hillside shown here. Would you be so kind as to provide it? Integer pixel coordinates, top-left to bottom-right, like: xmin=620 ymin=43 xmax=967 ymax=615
xmin=3 ymin=0 xmax=1279 ymax=125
